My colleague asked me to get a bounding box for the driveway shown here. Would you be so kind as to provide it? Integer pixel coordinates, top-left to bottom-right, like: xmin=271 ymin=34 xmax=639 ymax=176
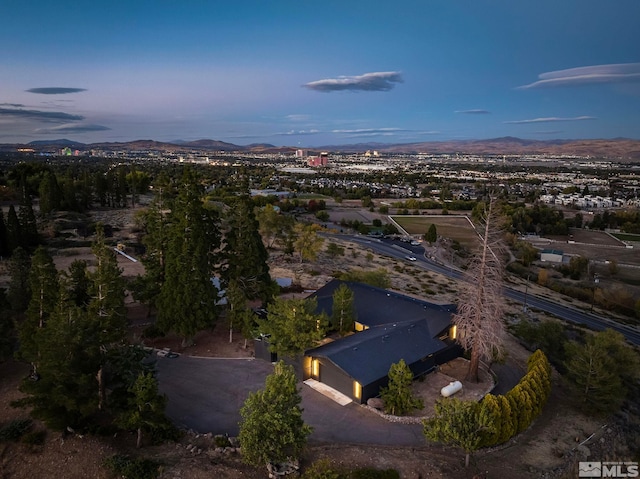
xmin=156 ymin=356 xmax=424 ymax=446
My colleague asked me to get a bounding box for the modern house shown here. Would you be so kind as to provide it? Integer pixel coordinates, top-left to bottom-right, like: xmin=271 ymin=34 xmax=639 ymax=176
xmin=301 ymin=280 xmax=462 ymax=404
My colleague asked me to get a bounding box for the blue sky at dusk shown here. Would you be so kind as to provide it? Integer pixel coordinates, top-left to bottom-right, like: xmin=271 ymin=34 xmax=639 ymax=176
xmin=1 ymin=1 xmax=639 ymax=146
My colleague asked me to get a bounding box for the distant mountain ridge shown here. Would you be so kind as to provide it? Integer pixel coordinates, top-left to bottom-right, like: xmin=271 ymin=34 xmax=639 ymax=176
xmin=2 ymin=137 xmax=639 ymax=160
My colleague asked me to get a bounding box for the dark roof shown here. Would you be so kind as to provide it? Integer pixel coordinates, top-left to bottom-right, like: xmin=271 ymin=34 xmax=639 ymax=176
xmin=307 ymin=319 xmax=446 ymax=386
xmin=311 ymin=279 xmax=455 ymax=336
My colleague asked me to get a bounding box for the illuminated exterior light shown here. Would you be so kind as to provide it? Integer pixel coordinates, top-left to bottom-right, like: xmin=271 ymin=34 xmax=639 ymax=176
xmin=353 ymin=381 xmax=362 ymax=400
xmin=312 ymin=359 xmax=320 ymax=377
xmin=450 ymin=325 xmax=457 ymax=340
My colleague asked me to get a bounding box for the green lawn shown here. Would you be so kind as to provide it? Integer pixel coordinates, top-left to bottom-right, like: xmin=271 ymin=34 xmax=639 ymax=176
xmin=391 ymin=215 xmax=479 ymax=247
xmin=611 ymin=232 xmax=640 ymax=242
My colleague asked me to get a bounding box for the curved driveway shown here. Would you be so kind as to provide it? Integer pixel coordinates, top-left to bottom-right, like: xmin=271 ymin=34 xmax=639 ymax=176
xmin=156 ymin=356 xmax=424 ymax=446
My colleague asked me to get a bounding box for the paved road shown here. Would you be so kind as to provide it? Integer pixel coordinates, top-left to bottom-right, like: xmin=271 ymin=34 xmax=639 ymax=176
xmin=346 ymin=235 xmax=640 ymax=346
xmin=156 ymin=356 xmax=425 ymax=446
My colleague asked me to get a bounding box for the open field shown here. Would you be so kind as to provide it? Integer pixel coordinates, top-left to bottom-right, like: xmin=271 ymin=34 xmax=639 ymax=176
xmin=538 ymin=228 xmax=640 ymax=266
xmin=391 ymin=215 xmax=480 ymax=248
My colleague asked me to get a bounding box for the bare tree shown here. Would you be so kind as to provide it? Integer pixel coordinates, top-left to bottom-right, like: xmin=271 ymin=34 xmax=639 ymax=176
xmin=453 ymin=197 xmax=506 ymax=382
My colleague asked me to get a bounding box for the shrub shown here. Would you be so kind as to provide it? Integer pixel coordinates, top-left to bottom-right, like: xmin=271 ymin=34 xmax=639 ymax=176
xmin=21 ymin=429 xmax=47 ymax=446
xmin=103 ymin=455 xmax=161 ymax=479
xmin=0 ymin=418 xmax=33 ymax=442
xmin=349 ymin=468 xmax=400 ymax=479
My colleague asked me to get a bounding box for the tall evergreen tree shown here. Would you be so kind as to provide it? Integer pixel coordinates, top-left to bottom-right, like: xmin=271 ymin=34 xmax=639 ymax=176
xmin=66 ymin=259 xmax=91 ymax=307
xmin=18 ymin=194 xmax=39 ymax=250
xmin=132 ymin=176 xmax=174 ymax=316
xmin=156 ymin=169 xmax=221 ymax=345
xmin=19 ymin=246 xmax=59 ymax=374
xmin=7 ymin=247 xmax=31 ymax=313
xmin=6 ymin=204 xmax=21 ymax=254
xmin=0 ymin=208 xmax=9 ymax=258
xmin=88 ymin=225 xmax=127 ymax=410
xmin=18 ymin=289 xmax=101 ymax=429
xmin=224 ymin=196 xmax=274 ymax=305
xmin=38 ymin=170 xmax=63 ymax=215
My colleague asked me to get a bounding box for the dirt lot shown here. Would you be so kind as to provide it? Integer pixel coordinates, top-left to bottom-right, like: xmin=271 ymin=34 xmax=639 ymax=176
xmin=0 ymin=205 xmax=630 ymax=479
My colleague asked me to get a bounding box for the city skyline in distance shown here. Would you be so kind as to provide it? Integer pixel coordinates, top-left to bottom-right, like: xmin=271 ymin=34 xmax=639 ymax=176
xmin=1 ymin=1 xmax=639 ymax=146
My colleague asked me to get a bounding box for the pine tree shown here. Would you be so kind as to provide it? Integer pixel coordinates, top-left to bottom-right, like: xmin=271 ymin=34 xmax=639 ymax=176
xmin=38 ymin=170 xmax=62 ymax=215
xmin=132 ymin=178 xmax=174 ymax=316
xmin=564 ymin=329 xmax=639 ymax=414
xmin=156 ymin=169 xmax=221 ymax=345
xmin=7 ymin=246 xmax=31 ymax=313
xmin=88 ymin=225 xmax=127 ymax=410
xmin=224 ymin=196 xmax=274 ymax=305
xmin=6 ymin=204 xmax=21 ymax=254
xmin=226 ymin=278 xmax=258 ymax=347
xmin=18 ymin=292 xmax=101 ymax=429
xmin=117 ymin=372 xmax=172 ymax=448
xmin=330 ymin=283 xmax=356 ymax=335
xmin=19 ymin=246 xmax=59 ymax=374
xmin=452 ymin=197 xmax=507 ymax=381
xmin=239 ymin=361 xmax=312 ymax=468
xmin=0 ymin=209 xmax=9 ymax=258
xmin=423 ymin=398 xmax=493 ymax=467
xmin=257 ymin=297 xmax=326 ymax=358
xmin=379 ymin=359 xmax=423 ymax=415
xmin=425 ymin=223 xmax=437 ymax=244
xmin=66 ymin=259 xmax=91 ymax=307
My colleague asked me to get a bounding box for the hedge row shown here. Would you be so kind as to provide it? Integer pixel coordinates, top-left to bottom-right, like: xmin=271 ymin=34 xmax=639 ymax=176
xmin=480 ymin=349 xmax=552 ymax=447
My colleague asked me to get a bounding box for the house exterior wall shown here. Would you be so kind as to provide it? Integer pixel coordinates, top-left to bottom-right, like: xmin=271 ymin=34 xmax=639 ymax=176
xmin=314 ymin=358 xmax=359 ymax=402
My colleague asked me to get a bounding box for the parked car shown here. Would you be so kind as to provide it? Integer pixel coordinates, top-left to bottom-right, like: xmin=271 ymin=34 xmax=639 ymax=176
xmin=157 ymin=348 xmax=180 ymax=358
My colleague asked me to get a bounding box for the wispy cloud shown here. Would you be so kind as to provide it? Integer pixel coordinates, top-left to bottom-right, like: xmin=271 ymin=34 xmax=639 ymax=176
xmin=26 ymin=87 xmax=87 ymax=95
xmin=275 ymin=129 xmax=321 ymax=136
xmin=35 ymin=123 xmax=111 ymax=134
xmin=455 ymin=109 xmax=490 ymax=114
xmin=534 ymin=130 xmax=564 ymax=135
xmin=332 ymin=128 xmax=404 ymax=135
xmin=303 ymin=71 xmax=403 ymax=92
xmin=0 ymin=103 xmax=24 ymax=107
xmin=504 ymin=116 xmax=596 ymax=124
xmin=517 ymin=63 xmax=640 ymax=89
xmin=285 ymin=114 xmax=311 ymax=121
xmin=0 ymin=107 xmax=84 ymax=121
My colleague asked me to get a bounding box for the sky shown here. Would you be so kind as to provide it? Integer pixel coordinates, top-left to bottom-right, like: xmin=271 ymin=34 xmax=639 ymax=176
xmin=1 ymin=1 xmax=639 ymax=147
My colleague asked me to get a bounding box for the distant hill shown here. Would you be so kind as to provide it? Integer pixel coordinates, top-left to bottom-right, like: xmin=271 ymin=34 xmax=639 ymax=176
xmin=368 ymin=137 xmax=640 ymax=160
xmin=2 ymin=137 xmax=639 ymax=160
xmin=28 ymin=139 xmax=86 ymax=147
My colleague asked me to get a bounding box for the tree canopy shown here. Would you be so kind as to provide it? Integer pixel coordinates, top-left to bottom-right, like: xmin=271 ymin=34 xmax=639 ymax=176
xmin=239 ymin=361 xmax=312 ymax=468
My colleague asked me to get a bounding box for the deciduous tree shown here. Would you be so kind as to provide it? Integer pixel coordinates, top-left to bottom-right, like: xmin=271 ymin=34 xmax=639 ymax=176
xmin=330 ymin=283 xmax=356 ymax=335
xmin=294 ymin=223 xmax=324 ymax=263
xmin=239 ymin=361 xmax=312 ymax=468
xmin=257 ymin=297 xmax=325 ymax=358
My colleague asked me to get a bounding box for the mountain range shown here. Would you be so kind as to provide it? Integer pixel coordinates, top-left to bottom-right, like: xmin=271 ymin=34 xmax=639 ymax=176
xmin=3 ymin=137 xmax=640 ymax=160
